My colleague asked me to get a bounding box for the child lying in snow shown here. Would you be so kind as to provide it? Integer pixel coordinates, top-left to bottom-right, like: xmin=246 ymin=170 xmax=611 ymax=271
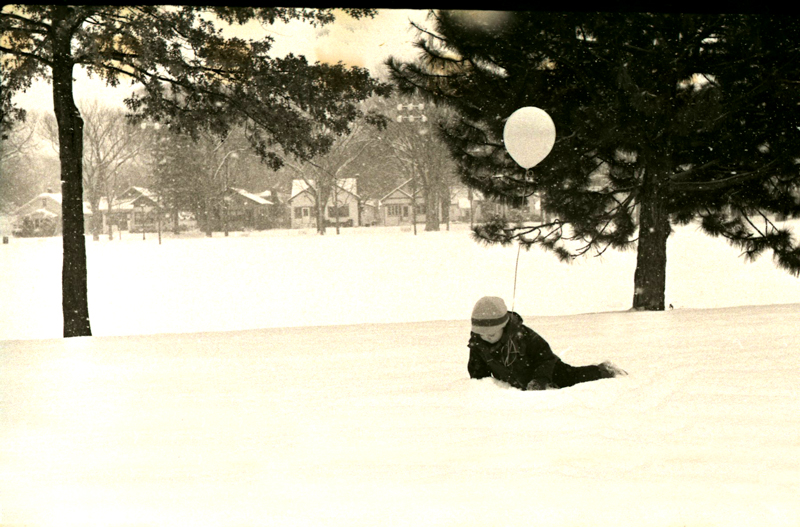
xmin=468 ymin=296 xmax=626 ymax=390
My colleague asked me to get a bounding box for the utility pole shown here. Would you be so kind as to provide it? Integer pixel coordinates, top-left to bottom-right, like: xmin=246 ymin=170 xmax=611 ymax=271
xmin=396 ymin=103 xmax=427 ymax=236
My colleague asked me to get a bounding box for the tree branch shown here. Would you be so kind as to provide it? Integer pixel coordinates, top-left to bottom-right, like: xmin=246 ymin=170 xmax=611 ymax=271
xmin=669 ymin=159 xmax=781 ymax=192
xmin=0 ymin=10 xmax=51 ymax=30
xmin=0 ymin=44 xmax=53 ymax=67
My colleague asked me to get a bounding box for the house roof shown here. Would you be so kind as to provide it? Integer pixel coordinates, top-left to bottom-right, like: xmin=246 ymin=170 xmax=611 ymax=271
xmin=290 ymin=178 xmax=360 ymax=201
xmin=379 ymin=179 xmax=421 ymax=202
xmin=257 ymin=189 xmax=280 ymax=203
xmin=97 ymin=197 xmax=134 ymax=211
xmin=28 ymin=208 xmax=58 ymax=218
xmin=99 ymin=186 xmax=161 ymax=211
xmin=16 ymin=192 xmax=93 ymax=216
xmin=227 ymin=187 xmax=272 ymax=205
xmin=289 ymin=180 xmax=307 ymax=200
xmin=16 ymin=192 xmax=61 ymax=212
xmin=124 ymin=186 xmax=159 ymax=200
xmin=97 ymin=194 xmax=159 ymax=211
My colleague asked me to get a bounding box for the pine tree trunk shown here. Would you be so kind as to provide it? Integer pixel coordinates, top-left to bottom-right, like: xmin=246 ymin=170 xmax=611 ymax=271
xmin=632 ymin=170 xmax=670 ymax=311
xmin=52 ymin=13 xmax=92 ymax=337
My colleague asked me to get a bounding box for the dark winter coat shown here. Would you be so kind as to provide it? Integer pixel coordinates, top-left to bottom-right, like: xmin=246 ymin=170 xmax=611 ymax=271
xmin=468 ymin=311 xmax=560 ymax=390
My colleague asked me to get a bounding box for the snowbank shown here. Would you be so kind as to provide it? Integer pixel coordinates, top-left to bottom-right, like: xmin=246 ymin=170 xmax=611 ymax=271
xmin=1 ymin=304 xmax=798 ymax=527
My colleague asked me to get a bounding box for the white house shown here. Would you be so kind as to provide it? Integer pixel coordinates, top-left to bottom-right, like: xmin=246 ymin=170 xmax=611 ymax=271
xmin=96 ymin=186 xmax=167 ymax=233
xmin=378 ymin=179 xmax=427 ymax=226
xmin=13 ymin=191 xmax=93 ymax=237
xmin=288 ymin=178 xmax=361 ymax=229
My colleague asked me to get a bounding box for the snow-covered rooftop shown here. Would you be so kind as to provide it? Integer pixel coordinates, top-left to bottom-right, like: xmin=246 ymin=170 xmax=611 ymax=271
xmin=290 ymin=178 xmax=359 ymax=200
xmin=16 ymin=192 xmax=94 ymax=215
xmin=228 ymin=187 xmax=272 ymax=205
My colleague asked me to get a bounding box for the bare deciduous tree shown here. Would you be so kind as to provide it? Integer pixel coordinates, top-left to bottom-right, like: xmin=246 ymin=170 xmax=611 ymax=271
xmin=41 ymin=101 xmax=147 ymax=240
xmin=380 ymin=97 xmax=459 ymax=232
xmin=282 ymin=111 xmax=385 ymax=235
xmin=0 ymin=113 xmax=47 ymax=212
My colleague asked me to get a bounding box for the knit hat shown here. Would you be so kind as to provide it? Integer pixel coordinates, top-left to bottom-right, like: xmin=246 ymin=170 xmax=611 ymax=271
xmin=471 ymin=296 xmax=509 ymax=334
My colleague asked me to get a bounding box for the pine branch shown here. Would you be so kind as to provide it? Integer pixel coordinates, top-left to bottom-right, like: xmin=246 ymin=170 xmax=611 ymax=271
xmin=668 ymin=160 xmax=720 ymax=184
xmin=669 ymin=159 xmax=780 ymax=192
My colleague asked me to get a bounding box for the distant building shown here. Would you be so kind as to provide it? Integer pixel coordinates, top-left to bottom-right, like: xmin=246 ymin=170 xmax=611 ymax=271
xmin=446 ymin=183 xmax=547 ymax=224
xmin=96 ymin=186 xmax=169 ymax=234
xmin=448 ymin=185 xmax=482 ymax=224
xmin=378 ymin=179 xmax=426 ymax=226
xmin=479 ymin=192 xmax=546 ymax=223
xmin=258 ymin=189 xmax=290 ymax=228
xmin=212 ymin=187 xmax=275 ymax=231
xmin=13 ymin=191 xmax=93 ymax=237
xmin=360 ymin=199 xmax=380 ymax=227
xmin=288 ymin=178 xmax=362 ymax=229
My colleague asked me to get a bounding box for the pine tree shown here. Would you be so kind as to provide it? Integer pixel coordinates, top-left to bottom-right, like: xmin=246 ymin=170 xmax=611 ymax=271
xmin=388 ymin=11 xmax=800 ymax=310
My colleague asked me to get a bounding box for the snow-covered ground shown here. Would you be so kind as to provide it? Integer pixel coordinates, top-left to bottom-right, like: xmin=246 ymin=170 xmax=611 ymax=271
xmin=2 ymin=223 xmax=799 ymax=340
xmin=1 ymin=223 xmax=799 ymax=527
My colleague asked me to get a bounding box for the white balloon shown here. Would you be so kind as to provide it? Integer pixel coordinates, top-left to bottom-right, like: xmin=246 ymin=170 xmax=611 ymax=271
xmin=503 ymin=106 xmax=556 ymax=169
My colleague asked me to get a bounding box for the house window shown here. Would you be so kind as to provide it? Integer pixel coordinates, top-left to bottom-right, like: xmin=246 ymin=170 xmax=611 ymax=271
xmin=387 ymin=204 xmax=402 ymax=217
xmin=294 ymin=207 xmax=303 ymax=219
xmin=328 ymin=205 xmax=349 ymax=217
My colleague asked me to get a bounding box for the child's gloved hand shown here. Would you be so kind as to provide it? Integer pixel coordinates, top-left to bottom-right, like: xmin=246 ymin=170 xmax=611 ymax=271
xmin=598 ymin=361 xmax=627 ymax=378
xmin=525 ymin=378 xmax=555 ymax=391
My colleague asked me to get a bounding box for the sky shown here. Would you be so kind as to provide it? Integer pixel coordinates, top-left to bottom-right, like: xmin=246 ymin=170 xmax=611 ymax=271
xmin=10 ymin=8 xmax=432 ymax=114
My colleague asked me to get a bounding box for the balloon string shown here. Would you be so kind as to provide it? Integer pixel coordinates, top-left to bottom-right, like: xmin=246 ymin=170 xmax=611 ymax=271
xmin=512 ymin=242 xmax=522 ymax=312
xmin=513 ymin=168 xmax=534 ymax=310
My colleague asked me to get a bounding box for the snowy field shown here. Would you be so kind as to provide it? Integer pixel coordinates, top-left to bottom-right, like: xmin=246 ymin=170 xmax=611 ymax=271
xmin=1 ymin=223 xmax=799 ymax=527
xmin=2 ymin=223 xmax=799 ymax=340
